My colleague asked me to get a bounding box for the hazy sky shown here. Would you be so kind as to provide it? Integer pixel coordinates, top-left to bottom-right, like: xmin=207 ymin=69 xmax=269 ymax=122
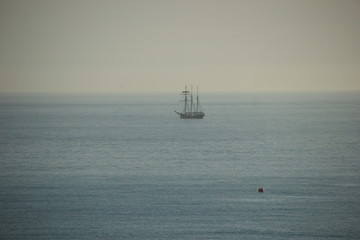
xmin=1 ymin=0 xmax=359 ymax=92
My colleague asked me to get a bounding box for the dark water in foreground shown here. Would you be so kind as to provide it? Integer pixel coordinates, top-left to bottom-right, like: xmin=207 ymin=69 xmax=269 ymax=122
xmin=0 ymin=92 xmax=359 ymax=239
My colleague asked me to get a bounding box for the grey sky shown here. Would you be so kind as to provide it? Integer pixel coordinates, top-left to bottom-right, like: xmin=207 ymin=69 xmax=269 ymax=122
xmin=1 ymin=0 xmax=359 ymax=92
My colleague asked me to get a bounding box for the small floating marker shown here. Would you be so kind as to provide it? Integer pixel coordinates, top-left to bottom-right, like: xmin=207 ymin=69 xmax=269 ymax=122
xmin=258 ymin=187 xmax=265 ymax=193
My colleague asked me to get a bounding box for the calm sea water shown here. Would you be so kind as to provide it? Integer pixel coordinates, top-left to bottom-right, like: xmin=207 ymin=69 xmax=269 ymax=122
xmin=0 ymin=92 xmax=359 ymax=240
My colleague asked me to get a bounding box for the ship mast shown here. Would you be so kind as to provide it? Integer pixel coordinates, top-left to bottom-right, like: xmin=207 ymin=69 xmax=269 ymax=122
xmin=190 ymin=85 xmax=193 ymax=114
xmin=196 ymin=86 xmax=199 ymax=113
xmin=181 ymin=86 xmax=189 ymax=114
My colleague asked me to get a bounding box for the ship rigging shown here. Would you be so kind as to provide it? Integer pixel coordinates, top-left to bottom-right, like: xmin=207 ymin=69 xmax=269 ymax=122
xmin=175 ymin=86 xmax=205 ymax=119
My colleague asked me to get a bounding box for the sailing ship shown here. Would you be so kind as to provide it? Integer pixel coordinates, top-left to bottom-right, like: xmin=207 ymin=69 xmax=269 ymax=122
xmin=175 ymin=86 xmax=205 ymax=119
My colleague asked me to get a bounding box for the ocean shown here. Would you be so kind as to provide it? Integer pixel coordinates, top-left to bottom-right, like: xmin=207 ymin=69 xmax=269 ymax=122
xmin=0 ymin=92 xmax=359 ymax=239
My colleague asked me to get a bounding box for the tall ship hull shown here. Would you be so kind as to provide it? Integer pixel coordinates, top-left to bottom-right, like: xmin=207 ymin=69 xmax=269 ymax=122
xmin=176 ymin=112 xmax=205 ymax=119
xmin=175 ymin=86 xmax=205 ymax=119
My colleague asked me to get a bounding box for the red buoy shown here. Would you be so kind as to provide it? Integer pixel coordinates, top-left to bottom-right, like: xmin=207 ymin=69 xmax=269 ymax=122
xmin=258 ymin=188 xmax=265 ymax=193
